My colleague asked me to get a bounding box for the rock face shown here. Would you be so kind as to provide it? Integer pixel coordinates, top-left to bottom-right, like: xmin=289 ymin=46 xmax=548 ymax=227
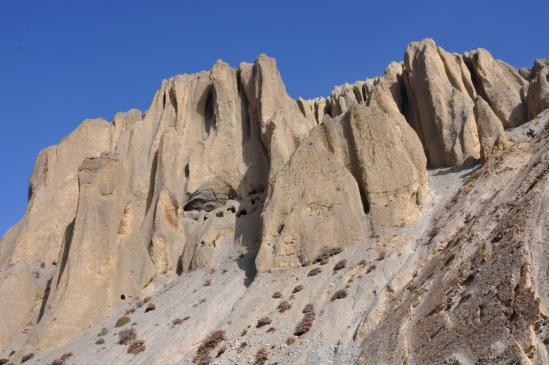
xmin=528 ymin=65 xmax=549 ymax=119
xmin=464 ymin=48 xmax=529 ymax=128
xmin=0 ymin=39 xmax=548 ymax=365
xmin=403 ymin=39 xmax=480 ymax=167
xmin=256 ymin=100 xmax=427 ymax=271
xmin=474 ymin=96 xmax=506 ymax=163
xmin=357 ymin=119 xmax=549 ymax=365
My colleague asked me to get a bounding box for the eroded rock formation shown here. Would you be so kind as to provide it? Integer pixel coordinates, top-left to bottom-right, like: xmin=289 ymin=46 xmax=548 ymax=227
xmin=0 ymin=39 xmax=547 ymax=365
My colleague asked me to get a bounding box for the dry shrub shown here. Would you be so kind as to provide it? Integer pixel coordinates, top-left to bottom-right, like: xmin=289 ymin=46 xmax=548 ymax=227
xmin=331 ymin=289 xmax=347 ymax=301
xmin=377 ymin=251 xmax=386 ymax=261
xmin=127 ymin=340 xmax=145 ymax=354
xmin=95 ymin=338 xmax=105 ymax=345
xmin=357 ymin=259 xmax=367 ymax=267
xmin=115 ymin=316 xmax=131 ymax=327
xmin=97 ymin=327 xmax=108 ymax=336
xmin=294 ymin=311 xmax=315 ymax=336
xmin=254 ymin=347 xmax=268 ymax=365
xmin=266 ymin=327 xmax=276 ymax=333
xmin=307 ymin=267 xmax=322 ymax=277
xmin=314 ymin=247 xmax=343 ymax=264
xmin=366 ymin=264 xmax=376 ymax=273
xmin=292 ymin=284 xmax=303 ymax=294
xmin=172 ymin=317 xmax=189 ymax=326
xmin=204 ymin=279 xmax=211 ymax=287
xmin=256 ymin=317 xmax=272 ymax=328
xmin=286 ymin=336 xmax=296 ymax=346
xmin=118 ymin=328 xmax=137 ymax=345
xmin=333 ymin=259 xmax=346 ymax=272
xmin=49 ymin=352 xmax=73 ymax=365
xmin=194 ymin=330 xmax=226 ymax=365
xmin=144 ymin=303 xmax=156 ymax=313
xmin=277 ymin=300 xmax=291 ymax=313
xmin=302 ymin=304 xmax=314 ymax=314
xmin=21 ymin=353 xmax=34 ymax=363
xmin=272 ymin=291 xmax=282 ymax=299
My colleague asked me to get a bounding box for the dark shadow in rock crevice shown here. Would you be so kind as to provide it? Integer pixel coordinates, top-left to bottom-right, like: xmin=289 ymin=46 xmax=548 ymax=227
xmin=237 ymin=248 xmax=258 ymax=288
xmin=432 ymin=158 xmax=480 ymax=177
xmin=37 ymin=277 xmax=52 ymax=323
xmin=57 ymin=219 xmax=75 ymax=285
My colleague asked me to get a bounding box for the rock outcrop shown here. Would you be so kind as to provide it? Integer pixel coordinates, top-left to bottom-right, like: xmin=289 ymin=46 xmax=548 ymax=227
xmin=464 ymin=48 xmax=529 ymax=128
xmin=528 ymin=65 xmax=549 ymax=119
xmin=474 ymin=96 xmax=506 ymax=163
xmin=0 ymin=39 xmax=547 ymax=365
xmin=403 ymin=39 xmax=480 ymax=167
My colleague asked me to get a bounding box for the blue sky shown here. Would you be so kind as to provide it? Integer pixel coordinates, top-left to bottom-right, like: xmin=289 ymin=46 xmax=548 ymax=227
xmin=1 ymin=0 xmax=548 ymax=235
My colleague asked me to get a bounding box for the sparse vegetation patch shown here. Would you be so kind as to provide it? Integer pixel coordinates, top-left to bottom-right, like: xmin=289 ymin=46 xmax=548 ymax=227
xmin=194 ymin=330 xmax=226 ymax=364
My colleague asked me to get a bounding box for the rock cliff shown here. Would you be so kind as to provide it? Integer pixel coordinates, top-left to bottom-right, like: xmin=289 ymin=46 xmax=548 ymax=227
xmin=1 ymin=39 xmax=548 ymax=365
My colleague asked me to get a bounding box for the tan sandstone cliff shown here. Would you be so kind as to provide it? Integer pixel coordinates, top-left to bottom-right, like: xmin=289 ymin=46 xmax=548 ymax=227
xmin=0 ymin=39 xmax=548 ymax=365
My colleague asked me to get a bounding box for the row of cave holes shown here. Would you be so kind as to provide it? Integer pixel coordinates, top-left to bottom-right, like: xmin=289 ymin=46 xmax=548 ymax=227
xmin=204 ymin=206 xmax=248 ymax=221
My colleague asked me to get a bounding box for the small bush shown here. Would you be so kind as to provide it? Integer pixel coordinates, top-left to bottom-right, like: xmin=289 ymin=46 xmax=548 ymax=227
xmin=307 ymin=267 xmax=322 ymax=277
xmin=194 ymin=330 xmax=226 ymax=364
xmin=277 ymin=300 xmax=291 ymax=313
xmin=294 ymin=311 xmax=315 ymax=336
xmin=333 ymin=259 xmax=346 ymax=272
xmin=144 ymin=303 xmax=156 ymax=313
xmin=292 ymin=284 xmax=303 ymax=294
xmin=143 ymin=296 xmax=152 ymax=303
xmin=49 ymin=352 xmax=72 ymax=365
xmin=302 ymin=304 xmax=314 ymax=313
xmin=172 ymin=317 xmax=189 ymax=326
xmin=125 ymin=307 xmax=135 ymax=316
xmin=0 ymin=359 xmax=8 ymax=365
xmin=97 ymin=327 xmax=108 ymax=336
xmin=118 ymin=328 xmax=137 ymax=345
xmin=115 ymin=316 xmax=131 ymax=327
xmin=255 ymin=347 xmax=268 ymax=365
xmin=366 ymin=264 xmax=376 ymax=273
xmin=256 ymin=317 xmax=272 ymax=328
xmin=95 ymin=338 xmax=105 ymax=345
xmin=331 ymin=289 xmax=347 ymax=301
xmin=128 ymin=340 xmax=145 ymax=354
xmin=272 ymin=291 xmax=282 ymax=299
xmin=314 ymin=247 xmax=343 ymax=264
xmin=204 ymin=279 xmax=211 ymax=287
xmin=377 ymin=251 xmax=386 ymax=261
xmin=266 ymin=327 xmax=276 ymax=333
xmin=357 ymin=259 xmax=367 ymax=267
xmin=286 ymin=336 xmax=296 ymax=346
xmin=21 ymin=353 xmax=34 ymax=363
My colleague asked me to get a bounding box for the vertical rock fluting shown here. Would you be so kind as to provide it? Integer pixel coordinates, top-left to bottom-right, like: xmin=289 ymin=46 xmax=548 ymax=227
xmin=256 ymin=102 xmax=428 ymax=271
xmin=0 ymin=40 xmax=544 ymax=351
xmin=403 ymin=39 xmax=480 ymax=167
xmin=464 ymin=48 xmax=529 ymax=128
xmin=527 ymin=65 xmax=549 ymax=120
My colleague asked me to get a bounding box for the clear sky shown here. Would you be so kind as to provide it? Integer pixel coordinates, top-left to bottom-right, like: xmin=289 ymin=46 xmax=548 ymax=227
xmin=1 ymin=0 xmax=548 ymax=236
